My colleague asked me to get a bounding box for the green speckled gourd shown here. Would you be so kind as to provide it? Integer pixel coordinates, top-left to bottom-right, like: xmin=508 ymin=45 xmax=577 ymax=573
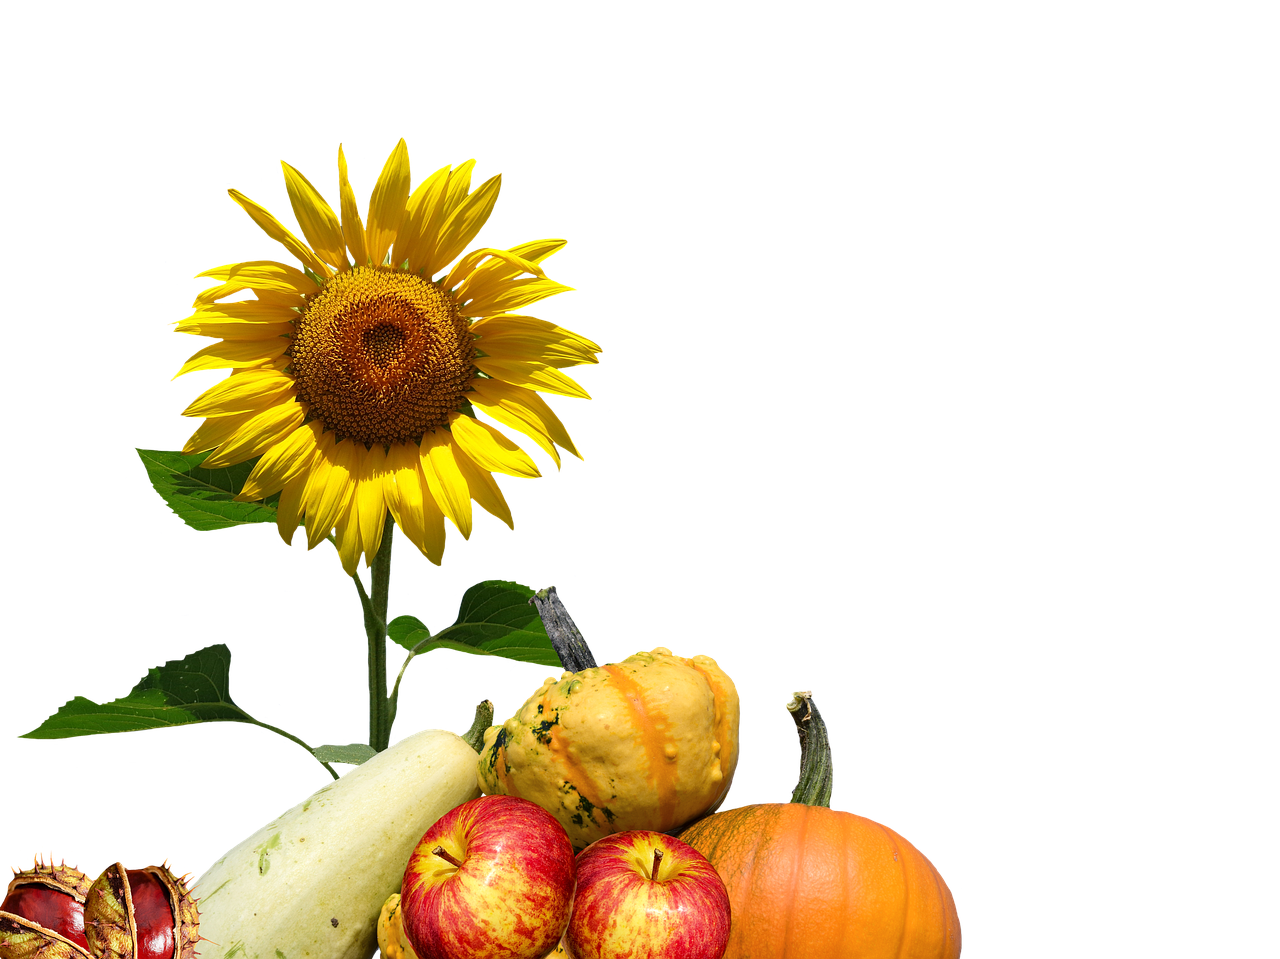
xmin=477 ymin=647 xmax=740 ymax=849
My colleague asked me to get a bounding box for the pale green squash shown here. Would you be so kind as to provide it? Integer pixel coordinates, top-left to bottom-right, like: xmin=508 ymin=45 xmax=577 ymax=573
xmin=194 ymin=729 xmax=480 ymax=959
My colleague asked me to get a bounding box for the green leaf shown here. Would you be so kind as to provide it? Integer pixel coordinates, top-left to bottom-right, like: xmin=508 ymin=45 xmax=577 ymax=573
xmin=137 ymin=449 xmax=277 ymax=531
xmin=312 ymin=742 xmax=376 ymax=763
xmin=388 ymin=580 xmax=561 ymax=667
xmin=21 ymin=645 xmax=259 ymax=738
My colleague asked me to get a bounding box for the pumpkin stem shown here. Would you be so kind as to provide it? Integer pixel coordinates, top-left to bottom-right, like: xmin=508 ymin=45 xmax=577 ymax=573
xmin=531 ymin=587 xmax=598 ymax=672
xmin=787 ymin=692 xmax=833 ymax=807
xmin=461 ymin=700 xmax=494 ymax=753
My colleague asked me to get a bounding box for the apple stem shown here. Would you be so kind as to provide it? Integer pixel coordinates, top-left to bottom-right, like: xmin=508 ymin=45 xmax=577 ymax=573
xmin=651 ymin=848 xmax=663 ymax=881
xmin=433 ymin=846 xmax=465 ymax=869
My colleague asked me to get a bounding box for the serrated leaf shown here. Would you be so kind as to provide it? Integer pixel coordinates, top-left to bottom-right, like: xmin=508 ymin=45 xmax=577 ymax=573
xmin=137 ymin=448 xmax=277 ymax=530
xmin=312 ymin=743 xmax=378 ymax=765
xmin=21 ymin=645 xmax=260 ymax=738
xmin=389 ymin=580 xmax=561 ymax=667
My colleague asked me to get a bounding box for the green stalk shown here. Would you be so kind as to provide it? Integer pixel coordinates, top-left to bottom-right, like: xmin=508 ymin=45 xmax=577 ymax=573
xmin=353 ymin=513 xmax=396 ymax=752
xmin=460 ymin=700 xmax=495 ymax=752
xmin=787 ymin=691 xmax=834 ymax=807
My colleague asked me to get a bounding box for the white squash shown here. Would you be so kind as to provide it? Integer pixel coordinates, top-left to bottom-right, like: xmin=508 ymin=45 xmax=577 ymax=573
xmin=193 ymin=729 xmax=481 ymax=959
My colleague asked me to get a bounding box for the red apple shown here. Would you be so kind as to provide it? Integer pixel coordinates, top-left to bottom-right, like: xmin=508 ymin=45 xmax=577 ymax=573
xmin=401 ymin=794 xmax=576 ymax=959
xmin=566 ymin=831 xmax=731 ymax=959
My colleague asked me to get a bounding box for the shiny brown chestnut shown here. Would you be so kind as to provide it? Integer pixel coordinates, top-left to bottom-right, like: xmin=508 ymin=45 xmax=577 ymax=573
xmin=1 ymin=860 xmax=198 ymax=959
xmin=0 ymin=859 xmax=93 ymax=959
xmin=83 ymin=864 xmax=199 ymax=959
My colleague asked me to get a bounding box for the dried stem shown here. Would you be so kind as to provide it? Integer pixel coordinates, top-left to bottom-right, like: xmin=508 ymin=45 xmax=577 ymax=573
xmin=433 ymin=847 xmax=464 ymax=869
xmin=531 ymin=587 xmax=597 ymax=672
xmin=787 ymin=691 xmax=834 ymax=807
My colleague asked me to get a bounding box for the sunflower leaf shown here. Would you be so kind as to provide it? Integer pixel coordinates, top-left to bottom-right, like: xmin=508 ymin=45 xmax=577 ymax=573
xmin=137 ymin=448 xmax=278 ymax=530
xmin=21 ymin=645 xmax=258 ymax=738
xmin=389 ymin=580 xmax=560 ymax=667
xmin=16 ymin=642 xmax=345 ymax=768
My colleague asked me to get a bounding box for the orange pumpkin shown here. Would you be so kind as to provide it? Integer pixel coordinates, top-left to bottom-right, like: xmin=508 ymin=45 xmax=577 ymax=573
xmin=678 ymin=693 xmax=961 ymax=959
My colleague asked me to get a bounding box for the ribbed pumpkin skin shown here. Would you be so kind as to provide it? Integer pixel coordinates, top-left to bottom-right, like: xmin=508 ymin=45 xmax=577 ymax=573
xmin=679 ymin=803 xmax=961 ymax=959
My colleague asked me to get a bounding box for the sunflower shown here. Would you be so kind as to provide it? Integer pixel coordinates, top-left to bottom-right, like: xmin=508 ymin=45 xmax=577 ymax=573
xmin=176 ymin=140 xmax=599 ymax=574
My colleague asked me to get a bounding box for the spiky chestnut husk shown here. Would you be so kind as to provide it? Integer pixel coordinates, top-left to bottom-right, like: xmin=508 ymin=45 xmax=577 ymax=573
xmin=82 ymin=866 xmax=134 ymax=959
xmin=0 ymin=860 xmax=93 ymax=959
xmin=83 ymin=864 xmax=199 ymax=959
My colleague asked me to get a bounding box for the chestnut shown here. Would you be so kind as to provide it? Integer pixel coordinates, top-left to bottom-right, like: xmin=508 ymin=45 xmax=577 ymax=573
xmin=0 ymin=860 xmax=198 ymax=959
xmin=83 ymin=864 xmax=199 ymax=959
xmin=0 ymin=859 xmax=93 ymax=959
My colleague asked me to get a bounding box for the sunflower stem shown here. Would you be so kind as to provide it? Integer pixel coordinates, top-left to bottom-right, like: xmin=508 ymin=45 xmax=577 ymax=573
xmin=357 ymin=513 xmax=396 ymax=752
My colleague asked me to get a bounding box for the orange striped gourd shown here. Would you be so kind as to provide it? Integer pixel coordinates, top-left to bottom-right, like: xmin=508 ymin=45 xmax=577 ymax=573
xmin=477 ymin=648 xmax=740 ymax=850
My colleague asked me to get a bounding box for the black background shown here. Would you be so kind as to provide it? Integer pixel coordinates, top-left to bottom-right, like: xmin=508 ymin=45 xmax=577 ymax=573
xmin=0 ymin=132 xmax=962 ymax=937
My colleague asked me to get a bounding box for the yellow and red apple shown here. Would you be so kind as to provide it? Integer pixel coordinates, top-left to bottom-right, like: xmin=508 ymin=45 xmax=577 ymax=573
xmin=401 ymin=795 xmax=576 ymax=959
xmin=566 ymin=831 xmax=731 ymax=959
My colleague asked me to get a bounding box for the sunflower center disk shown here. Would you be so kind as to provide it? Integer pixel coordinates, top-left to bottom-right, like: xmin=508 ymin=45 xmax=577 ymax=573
xmin=289 ymin=266 xmax=475 ymax=446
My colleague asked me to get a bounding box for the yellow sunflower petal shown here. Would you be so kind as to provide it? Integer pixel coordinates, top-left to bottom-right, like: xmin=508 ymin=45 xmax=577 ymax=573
xmin=383 ymin=443 xmax=424 ymax=553
xmin=305 ymin=437 xmax=359 ymax=549
xmin=452 ymin=447 xmax=514 ymax=529
xmin=180 ymin=300 xmax=298 ymax=323
xmin=442 ymin=244 xmax=547 ymax=293
xmin=441 ymin=248 xmax=502 ymax=294
xmin=442 ymin=160 xmax=476 ymax=214
xmin=338 ymin=145 xmax=369 ymax=267
xmin=416 ymin=161 xmax=479 ymax=277
xmin=460 ymin=277 xmax=573 ymax=317
xmin=474 ymin=357 xmax=590 ymax=399
xmin=174 ymin=337 xmax=289 ymax=377
xmin=432 ymin=174 xmax=501 ymax=271
xmin=420 ymin=484 xmax=447 ymax=565
xmin=183 ymin=368 xmax=295 ymax=417
xmin=449 ymin=248 xmax=546 ymax=300
xmin=197 ymin=260 xmax=318 ymax=296
xmin=469 ymin=377 xmax=581 ymax=465
xmin=180 ymin=419 xmax=249 ymax=459
xmin=298 ymin=432 xmax=336 ymax=541
xmin=472 ymin=317 xmax=601 ymax=368
xmin=335 ymin=524 xmax=360 ymax=576
xmin=249 ymin=289 xmax=307 ymax=309
xmin=359 ymin=445 xmax=390 ymax=565
xmin=277 ymin=469 xmax=310 ymax=545
xmin=282 ymin=161 xmax=348 ymax=271
xmin=384 ymin=444 xmax=444 ymax=565
xmin=201 ymin=400 xmax=306 ymax=469
xmin=421 ymin=431 xmax=472 ymax=538
xmin=332 ymin=444 xmax=387 ymax=574
xmin=193 ymin=286 xmax=306 ymax=310
xmin=175 ymin=318 xmax=294 ymax=341
xmin=228 ymin=189 xmax=332 ymax=278
xmin=179 ymin=396 xmax=293 ymax=460
xmin=364 ymin=139 xmax=410 ymax=267
xmin=192 ymin=282 xmax=244 ymax=307
xmin=239 ymin=421 xmax=323 ymax=501
xmin=509 ymin=238 xmax=567 ymax=265
xmin=448 ymin=411 xmax=540 ymax=478
xmin=393 ymin=164 xmax=451 ymax=272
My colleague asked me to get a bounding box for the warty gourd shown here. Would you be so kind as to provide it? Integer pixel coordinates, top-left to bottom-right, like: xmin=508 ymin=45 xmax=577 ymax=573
xmin=478 ymin=647 xmax=739 ymax=850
